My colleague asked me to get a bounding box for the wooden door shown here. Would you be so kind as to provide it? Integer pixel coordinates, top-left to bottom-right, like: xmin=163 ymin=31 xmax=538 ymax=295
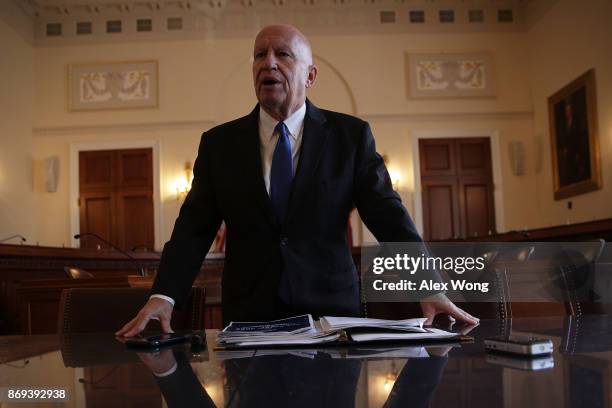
xmin=79 ymin=148 xmax=154 ymax=251
xmin=420 ymin=138 xmax=495 ymax=240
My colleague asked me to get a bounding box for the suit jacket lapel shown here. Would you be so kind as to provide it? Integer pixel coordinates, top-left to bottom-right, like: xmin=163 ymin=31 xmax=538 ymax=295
xmin=285 ymin=99 xmax=329 ymax=225
xmin=238 ymin=104 xmax=278 ymax=228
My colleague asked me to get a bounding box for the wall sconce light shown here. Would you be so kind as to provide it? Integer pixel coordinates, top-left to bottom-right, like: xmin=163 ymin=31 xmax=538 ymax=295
xmin=44 ymin=156 xmax=60 ymax=192
xmin=388 ymin=169 xmax=401 ymax=191
xmin=175 ymin=161 xmax=193 ymax=200
xmin=382 ymin=153 xmax=401 ymax=191
xmin=383 ymin=360 xmax=399 ymax=392
xmin=508 ymin=141 xmax=525 ymax=176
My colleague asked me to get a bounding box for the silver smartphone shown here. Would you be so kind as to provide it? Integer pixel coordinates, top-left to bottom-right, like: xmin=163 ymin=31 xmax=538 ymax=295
xmin=486 ymin=352 xmax=554 ymax=371
xmin=484 ymin=335 xmax=553 ymax=356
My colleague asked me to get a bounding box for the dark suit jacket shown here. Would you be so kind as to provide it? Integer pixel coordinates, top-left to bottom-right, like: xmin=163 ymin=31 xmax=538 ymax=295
xmin=153 ymin=99 xmax=422 ymax=323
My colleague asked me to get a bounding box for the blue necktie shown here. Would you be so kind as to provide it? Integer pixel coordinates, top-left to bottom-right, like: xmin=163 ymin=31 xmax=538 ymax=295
xmin=270 ymin=122 xmax=293 ymax=224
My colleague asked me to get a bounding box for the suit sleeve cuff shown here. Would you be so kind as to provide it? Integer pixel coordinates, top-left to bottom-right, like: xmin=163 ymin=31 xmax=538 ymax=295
xmin=152 ymin=362 xmax=178 ymax=378
xmin=150 ymin=294 xmax=175 ymax=306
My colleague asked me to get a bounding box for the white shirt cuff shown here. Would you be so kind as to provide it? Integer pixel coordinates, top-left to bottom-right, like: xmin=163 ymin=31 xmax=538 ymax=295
xmin=153 ymin=362 xmax=178 ymax=378
xmin=150 ymin=294 xmax=175 ymax=306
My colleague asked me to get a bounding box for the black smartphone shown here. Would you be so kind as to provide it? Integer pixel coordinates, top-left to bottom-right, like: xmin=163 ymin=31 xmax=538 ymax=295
xmin=124 ymin=332 xmax=191 ymax=349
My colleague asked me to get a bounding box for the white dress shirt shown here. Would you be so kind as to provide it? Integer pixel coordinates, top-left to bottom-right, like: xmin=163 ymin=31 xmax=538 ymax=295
xmin=258 ymin=103 xmax=306 ymax=194
xmin=151 ymin=103 xmax=307 ymax=307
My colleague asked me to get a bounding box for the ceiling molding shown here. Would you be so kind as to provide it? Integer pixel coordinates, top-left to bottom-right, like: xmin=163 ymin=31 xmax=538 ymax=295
xmin=10 ymin=0 xmax=541 ymax=46
xmin=524 ymin=0 xmax=559 ymax=31
xmin=1 ymin=0 xmax=35 ymax=44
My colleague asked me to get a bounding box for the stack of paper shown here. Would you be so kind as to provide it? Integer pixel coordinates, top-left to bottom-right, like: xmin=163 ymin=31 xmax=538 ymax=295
xmin=320 ymin=316 xmax=428 ymax=333
xmin=347 ymin=327 xmax=459 ymax=342
xmin=215 ymin=314 xmax=460 ymax=349
xmin=215 ymin=346 xmax=433 ymax=361
xmin=319 ymin=315 xmax=457 ymax=342
xmin=217 ymin=315 xmax=340 ymax=348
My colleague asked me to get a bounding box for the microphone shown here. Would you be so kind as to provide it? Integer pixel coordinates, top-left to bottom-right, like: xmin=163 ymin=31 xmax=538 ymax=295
xmin=0 ymin=234 xmax=27 ymax=244
xmin=74 ymin=233 xmax=146 ymax=277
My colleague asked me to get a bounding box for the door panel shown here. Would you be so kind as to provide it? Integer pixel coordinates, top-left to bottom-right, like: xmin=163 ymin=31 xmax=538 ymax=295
xmin=117 ymin=149 xmax=152 ymax=189
xmin=79 ymin=193 xmax=115 ymax=249
xmin=420 ymin=140 xmax=456 ymax=176
xmin=79 ymin=148 xmax=154 ymax=251
xmin=420 ymin=138 xmax=495 ymax=240
xmin=456 ymin=138 xmax=490 ymax=174
xmin=460 ymin=181 xmax=492 ymax=238
xmin=422 ymin=180 xmax=459 ymax=241
xmin=79 ymin=151 xmax=115 ymax=190
xmin=116 ymin=191 xmax=154 ymax=251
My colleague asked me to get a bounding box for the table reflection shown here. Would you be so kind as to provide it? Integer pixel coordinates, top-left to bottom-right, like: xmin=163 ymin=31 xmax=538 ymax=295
xmin=139 ymin=347 xmax=449 ymax=408
xmin=1 ymin=315 xmax=612 ymax=407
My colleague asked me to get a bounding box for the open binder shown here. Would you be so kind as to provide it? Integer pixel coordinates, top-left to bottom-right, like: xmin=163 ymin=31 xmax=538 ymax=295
xmin=215 ymin=314 xmax=472 ymax=350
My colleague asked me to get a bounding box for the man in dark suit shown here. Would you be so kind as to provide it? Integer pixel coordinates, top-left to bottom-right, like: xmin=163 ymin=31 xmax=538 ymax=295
xmin=117 ymin=24 xmax=478 ymax=337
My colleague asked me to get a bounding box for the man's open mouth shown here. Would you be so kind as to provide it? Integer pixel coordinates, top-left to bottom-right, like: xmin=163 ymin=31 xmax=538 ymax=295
xmin=262 ymin=79 xmax=281 ymax=86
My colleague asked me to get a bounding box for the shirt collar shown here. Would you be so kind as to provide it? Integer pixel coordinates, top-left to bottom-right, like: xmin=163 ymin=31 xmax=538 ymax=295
xmin=259 ymin=103 xmax=306 ymax=141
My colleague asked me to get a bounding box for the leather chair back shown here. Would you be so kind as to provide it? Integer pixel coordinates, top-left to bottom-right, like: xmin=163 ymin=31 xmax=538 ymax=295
xmin=58 ymin=287 xmax=205 ymax=334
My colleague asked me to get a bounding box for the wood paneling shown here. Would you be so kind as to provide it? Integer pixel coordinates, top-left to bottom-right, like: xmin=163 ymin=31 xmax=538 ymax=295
xmin=80 ymin=150 xmax=114 ymax=189
xmin=457 ymin=139 xmax=488 ymax=172
xmin=79 ymin=148 xmax=154 ymax=251
xmin=10 ymin=277 xmax=212 ymax=335
xmin=79 ymin=193 xmax=115 ymax=249
xmin=422 ymin=181 xmax=459 ymax=240
xmin=14 ymin=277 xmax=132 ymax=335
xmin=117 ymin=149 xmax=152 ymax=188
xmin=0 ymin=244 xmax=225 ymax=334
xmin=420 ymin=140 xmax=455 ymax=176
xmin=460 ymin=179 xmax=494 ymax=238
xmin=116 ymin=191 xmax=154 ymax=251
xmin=460 ymin=217 xmax=612 ymax=242
xmin=420 ymin=138 xmax=495 ymax=240
xmin=0 ymin=335 xmax=60 ymax=364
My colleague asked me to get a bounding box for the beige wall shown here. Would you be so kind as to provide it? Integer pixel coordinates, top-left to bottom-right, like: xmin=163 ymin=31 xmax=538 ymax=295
xmin=30 ymin=30 xmax=540 ymax=247
xmin=0 ymin=1 xmax=607 ymax=247
xmin=31 ymin=127 xmax=204 ymax=248
xmin=526 ymin=0 xmax=612 ymax=228
xmin=310 ymin=31 xmax=539 ymax=241
xmin=0 ymin=20 xmax=35 ymax=243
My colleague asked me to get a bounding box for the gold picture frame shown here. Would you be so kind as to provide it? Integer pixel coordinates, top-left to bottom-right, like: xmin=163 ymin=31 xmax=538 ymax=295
xmin=548 ymin=69 xmax=601 ymax=200
xmin=67 ymin=60 xmax=159 ymax=112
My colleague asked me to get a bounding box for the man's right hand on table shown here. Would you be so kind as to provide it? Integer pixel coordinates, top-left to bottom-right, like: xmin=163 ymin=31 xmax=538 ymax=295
xmin=115 ymin=297 xmax=174 ymax=337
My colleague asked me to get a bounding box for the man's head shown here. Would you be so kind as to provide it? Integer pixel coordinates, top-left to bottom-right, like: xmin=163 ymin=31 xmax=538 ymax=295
xmin=252 ymin=24 xmax=318 ymax=121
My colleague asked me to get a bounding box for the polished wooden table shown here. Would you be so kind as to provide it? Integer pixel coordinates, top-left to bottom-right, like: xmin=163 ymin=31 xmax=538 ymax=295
xmin=1 ymin=314 xmax=611 ymax=407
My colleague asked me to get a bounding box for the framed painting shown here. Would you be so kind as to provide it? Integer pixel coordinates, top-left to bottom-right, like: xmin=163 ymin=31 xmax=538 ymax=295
xmin=67 ymin=60 xmax=159 ymax=111
xmin=548 ymin=69 xmax=601 ymax=200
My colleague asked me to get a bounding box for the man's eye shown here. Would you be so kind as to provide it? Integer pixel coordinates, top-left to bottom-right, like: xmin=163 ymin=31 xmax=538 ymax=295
xmin=278 ymin=51 xmax=291 ymax=57
xmin=254 ymin=52 xmax=264 ymax=58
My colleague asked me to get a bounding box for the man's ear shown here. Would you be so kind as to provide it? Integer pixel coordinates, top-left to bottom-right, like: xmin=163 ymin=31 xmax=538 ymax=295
xmin=306 ymin=64 xmax=318 ymax=88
